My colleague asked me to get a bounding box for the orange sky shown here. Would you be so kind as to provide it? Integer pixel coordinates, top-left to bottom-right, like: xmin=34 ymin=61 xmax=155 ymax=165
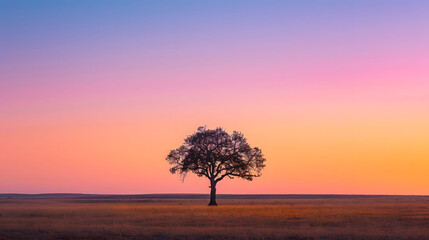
xmin=1 ymin=1 xmax=428 ymax=194
xmin=1 ymin=87 xmax=428 ymax=194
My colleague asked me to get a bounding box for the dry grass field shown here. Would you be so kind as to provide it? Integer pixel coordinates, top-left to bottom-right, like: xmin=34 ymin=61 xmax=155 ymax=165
xmin=0 ymin=196 xmax=428 ymax=240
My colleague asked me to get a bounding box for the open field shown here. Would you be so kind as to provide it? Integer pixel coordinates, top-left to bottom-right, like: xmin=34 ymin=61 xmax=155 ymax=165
xmin=0 ymin=195 xmax=428 ymax=240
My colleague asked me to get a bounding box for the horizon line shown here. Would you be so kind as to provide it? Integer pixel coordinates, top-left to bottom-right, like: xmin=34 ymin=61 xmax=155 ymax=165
xmin=1 ymin=193 xmax=428 ymax=197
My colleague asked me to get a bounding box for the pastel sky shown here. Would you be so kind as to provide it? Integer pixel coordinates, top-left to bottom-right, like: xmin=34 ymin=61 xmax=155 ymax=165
xmin=1 ymin=1 xmax=428 ymax=195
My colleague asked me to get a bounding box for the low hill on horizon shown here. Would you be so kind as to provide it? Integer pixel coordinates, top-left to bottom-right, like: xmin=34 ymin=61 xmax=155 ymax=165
xmin=0 ymin=193 xmax=426 ymax=200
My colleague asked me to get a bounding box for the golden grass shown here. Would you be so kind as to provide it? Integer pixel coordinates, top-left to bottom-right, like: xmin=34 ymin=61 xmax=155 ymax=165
xmin=0 ymin=197 xmax=428 ymax=239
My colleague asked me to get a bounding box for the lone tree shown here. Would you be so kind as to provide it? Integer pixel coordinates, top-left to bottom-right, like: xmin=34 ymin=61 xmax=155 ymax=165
xmin=166 ymin=126 xmax=266 ymax=206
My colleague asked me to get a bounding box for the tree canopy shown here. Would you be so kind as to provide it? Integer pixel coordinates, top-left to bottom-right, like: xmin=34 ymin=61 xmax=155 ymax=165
xmin=166 ymin=126 xmax=266 ymax=205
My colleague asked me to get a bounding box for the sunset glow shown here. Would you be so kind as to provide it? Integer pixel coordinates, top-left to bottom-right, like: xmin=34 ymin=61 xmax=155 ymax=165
xmin=1 ymin=1 xmax=428 ymax=195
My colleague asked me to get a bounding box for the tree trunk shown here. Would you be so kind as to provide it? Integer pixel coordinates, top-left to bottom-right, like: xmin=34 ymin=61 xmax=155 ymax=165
xmin=208 ymin=180 xmax=217 ymax=206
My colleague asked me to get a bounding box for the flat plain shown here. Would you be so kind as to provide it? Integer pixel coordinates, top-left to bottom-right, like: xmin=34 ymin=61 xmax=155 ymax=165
xmin=0 ymin=195 xmax=428 ymax=240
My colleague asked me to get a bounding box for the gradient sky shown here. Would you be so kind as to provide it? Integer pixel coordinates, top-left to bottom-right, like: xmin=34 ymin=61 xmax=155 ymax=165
xmin=1 ymin=0 xmax=428 ymax=195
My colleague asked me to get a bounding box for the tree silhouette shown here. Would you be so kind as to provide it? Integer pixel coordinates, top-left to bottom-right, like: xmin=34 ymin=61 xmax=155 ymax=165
xmin=166 ymin=126 xmax=266 ymax=205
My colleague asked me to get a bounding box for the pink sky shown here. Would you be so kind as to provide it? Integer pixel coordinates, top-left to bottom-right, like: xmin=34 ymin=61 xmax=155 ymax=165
xmin=1 ymin=1 xmax=428 ymax=194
